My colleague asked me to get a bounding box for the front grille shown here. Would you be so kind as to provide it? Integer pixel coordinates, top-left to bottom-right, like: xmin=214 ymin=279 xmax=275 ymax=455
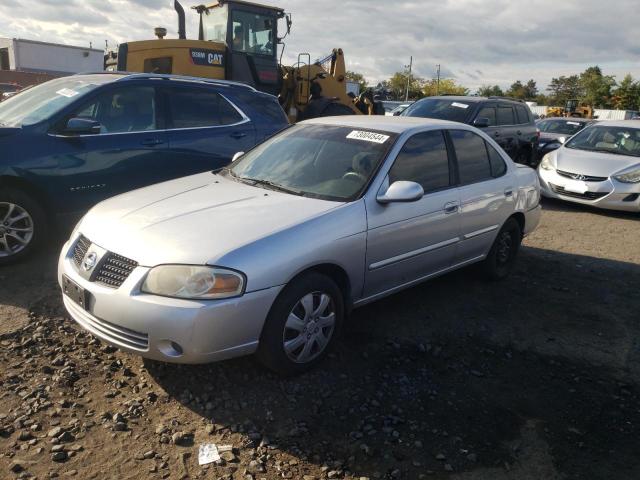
xmin=68 ymin=301 xmax=149 ymax=351
xmin=550 ymin=183 xmax=609 ymax=200
xmin=72 ymin=235 xmax=91 ymax=268
xmin=95 ymin=252 xmax=138 ymax=288
xmin=556 ymin=170 xmax=608 ymax=182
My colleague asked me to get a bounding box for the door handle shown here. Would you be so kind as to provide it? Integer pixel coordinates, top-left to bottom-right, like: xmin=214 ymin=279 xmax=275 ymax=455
xmin=494 ymin=131 xmax=500 ymax=137
xmin=140 ymin=138 xmax=164 ymax=146
xmin=516 ymin=130 xmax=522 ymax=135
xmin=504 ymin=188 xmax=514 ymax=197
xmin=444 ymin=201 xmax=459 ymax=214
xmin=230 ymin=132 xmax=247 ymax=139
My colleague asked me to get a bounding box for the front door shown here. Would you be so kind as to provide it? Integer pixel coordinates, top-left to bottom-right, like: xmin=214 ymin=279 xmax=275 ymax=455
xmin=163 ymin=85 xmax=256 ymax=177
xmin=55 ymin=84 xmax=169 ymax=212
xmin=364 ymin=130 xmax=461 ymax=298
xmin=448 ymin=129 xmax=514 ymax=262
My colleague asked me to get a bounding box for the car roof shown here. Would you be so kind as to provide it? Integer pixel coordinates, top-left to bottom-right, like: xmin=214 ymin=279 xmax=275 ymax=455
xmin=300 ymin=115 xmax=469 ymax=134
xmin=592 ymin=120 xmax=640 ymax=128
xmin=75 ymin=71 xmax=257 ymax=92
xmin=542 ymin=117 xmax=591 ymax=123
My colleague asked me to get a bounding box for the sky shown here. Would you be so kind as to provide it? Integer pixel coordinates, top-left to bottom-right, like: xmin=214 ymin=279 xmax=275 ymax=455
xmin=1 ymin=0 xmax=638 ymax=92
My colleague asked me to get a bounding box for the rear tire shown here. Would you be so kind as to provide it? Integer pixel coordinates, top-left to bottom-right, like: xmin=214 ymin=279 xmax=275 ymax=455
xmin=319 ymin=102 xmax=356 ymax=117
xmin=0 ymin=187 xmax=47 ymax=266
xmin=257 ymin=272 xmax=344 ymax=376
xmin=482 ymin=218 xmax=522 ymax=280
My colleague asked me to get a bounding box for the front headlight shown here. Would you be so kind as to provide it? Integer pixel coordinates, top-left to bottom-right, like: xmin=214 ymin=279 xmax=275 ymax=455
xmin=142 ymin=265 xmax=245 ymax=299
xmin=539 ymin=154 xmax=555 ymax=171
xmin=613 ymin=168 xmax=640 ymax=183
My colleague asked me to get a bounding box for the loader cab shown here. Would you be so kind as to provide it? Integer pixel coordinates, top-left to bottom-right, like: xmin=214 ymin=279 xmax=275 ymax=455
xmin=198 ymin=1 xmax=285 ymax=95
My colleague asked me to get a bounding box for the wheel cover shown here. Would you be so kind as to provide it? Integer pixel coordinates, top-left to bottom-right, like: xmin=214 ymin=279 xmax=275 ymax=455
xmin=496 ymin=231 xmax=513 ymax=265
xmin=282 ymin=291 xmax=336 ymax=364
xmin=0 ymin=202 xmax=34 ymax=258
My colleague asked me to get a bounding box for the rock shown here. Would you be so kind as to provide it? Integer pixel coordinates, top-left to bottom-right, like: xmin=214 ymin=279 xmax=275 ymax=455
xmin=10 ymin=461 xmax=24 ymax=473
xmin=52 ymin=451 xmax=68 ymax=462
xmin=113 ymin=422 xmax=127 ymax=432
xmin=48 ymin=427 xmax=63 ymax=438
xmin=51 ymin=444 xmax=65 ymax=452
xmin=18 ymin=430 xmax=33 ymax=441
xmin=143 ymin=450 xmax=155 ymax=459
xmin=155 ymin=424 xmax=168 ymax=435
xmin=58 ymin=431 xmax=75 ymax=443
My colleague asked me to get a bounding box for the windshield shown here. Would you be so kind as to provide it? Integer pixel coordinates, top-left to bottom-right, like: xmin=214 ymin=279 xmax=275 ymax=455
xmin=229 ymin=124 xmax=396 ymax=201
xmin=231 ymin=9 xmax=276 ymax=56
xmin=201 ymin=4 xmax=228 ymax=42
xmin=538 ymin=119 xmax=587 ymax=135
xmin=565 ymin=125 xmax=640 ymax=157
xmin=0 ymin=75 xmax=117 ymax=127
xmin=402 ymin=98 xmax=472 ymax=122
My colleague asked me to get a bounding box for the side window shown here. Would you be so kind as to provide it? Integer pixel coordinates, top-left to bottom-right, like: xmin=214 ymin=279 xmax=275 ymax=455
xmin=476 ymin=106 xmax=496 ymax=126
xmin=388 ymin=130 xmax=451 ymax=193
xmin=497 ymin=105 xmax=515 ymax=126
xmin=515 ymin=105 xmax=530 ymax=124
xmin=168 ymin=88 xmax=243 ymax=128
xmin=486 ymin=142 xmax=507 ymax=177
xmin=449 ymin=130 xmax=492 ymax=184
xmin=71 ymin=86 xmax=157 ymax=134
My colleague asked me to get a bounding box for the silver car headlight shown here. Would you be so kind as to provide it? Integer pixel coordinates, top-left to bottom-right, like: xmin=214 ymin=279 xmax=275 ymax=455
xmin=142 ymin=265 xmax=245 ymax=299
xmin=539 ymin=154 xmax=555 ymax=171
xmin=613 ymin=167 xmax=640 ymax=184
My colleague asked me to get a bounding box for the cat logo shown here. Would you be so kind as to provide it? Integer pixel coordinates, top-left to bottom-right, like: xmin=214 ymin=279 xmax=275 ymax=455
xmin=190 ymin=49 xmax=225 ymax=68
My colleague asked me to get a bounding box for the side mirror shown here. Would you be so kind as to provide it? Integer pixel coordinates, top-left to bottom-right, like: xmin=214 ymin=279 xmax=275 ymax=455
xmin=377 ymin=181 xmax=424 ymax=204
xmin=473 ymin=117 xmax=490 ymax=128
xmin=231 ymin=151 xmax=245 ymax=163
xmin=65 ymin=117 xmax=101 ymax=135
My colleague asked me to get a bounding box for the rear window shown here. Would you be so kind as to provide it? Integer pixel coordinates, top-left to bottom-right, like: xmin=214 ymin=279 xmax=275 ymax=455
xmin=167 ymin=87 xmax=243 ymax=128
xmin=515 ymin=105 xmax=530 ymax=124
xmin=402 ymin=98 xmax=472 ymax=123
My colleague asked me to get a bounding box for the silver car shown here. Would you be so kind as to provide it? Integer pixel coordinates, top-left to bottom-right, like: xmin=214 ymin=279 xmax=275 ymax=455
xmin=58 ymin=117 xmax=541 ymax=374
xmin=539 ymin=120 xmax=640 ymax=212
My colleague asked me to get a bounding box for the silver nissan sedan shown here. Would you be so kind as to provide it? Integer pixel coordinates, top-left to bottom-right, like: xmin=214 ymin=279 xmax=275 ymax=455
xmin=59 ymin=117 xmax=541 ymax=374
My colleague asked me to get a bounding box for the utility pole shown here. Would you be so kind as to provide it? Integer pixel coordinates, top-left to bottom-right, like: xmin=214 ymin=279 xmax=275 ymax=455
xmin=436 ymin=64 xmax=441 ymax=95
xmin=405 ymin=56 xmax=412 ymax=102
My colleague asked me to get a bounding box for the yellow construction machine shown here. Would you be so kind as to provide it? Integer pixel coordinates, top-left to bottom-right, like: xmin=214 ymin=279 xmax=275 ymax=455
xmin=106 ymin=0 xmax=369 ymax=122
xmin=546 ymin=99 xmax=595 ymax=119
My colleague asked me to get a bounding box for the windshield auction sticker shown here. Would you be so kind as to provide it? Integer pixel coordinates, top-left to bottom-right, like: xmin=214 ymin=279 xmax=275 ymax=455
xmin=56 ymin=88 xmax=80 ymax=98
xmin=451 ymin=102 xmax=469 ymax=109
xmin=346 ymin=130 xmax=390 ymax=144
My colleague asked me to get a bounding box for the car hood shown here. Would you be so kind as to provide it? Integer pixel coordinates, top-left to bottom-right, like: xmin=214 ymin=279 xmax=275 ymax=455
xmin=79 ymin=172 xmax=341 ymax=266
xmin=555 ymin=147 xmax=640 ymax=177
xmin=539 ymin=132 xmax=565 ymax=143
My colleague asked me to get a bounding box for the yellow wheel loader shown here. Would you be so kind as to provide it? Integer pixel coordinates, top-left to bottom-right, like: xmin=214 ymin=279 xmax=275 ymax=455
xmin=106 ymin=0 xmax=369 ymax=122
xmin=545 ymin=99 xmax=595 ymax=119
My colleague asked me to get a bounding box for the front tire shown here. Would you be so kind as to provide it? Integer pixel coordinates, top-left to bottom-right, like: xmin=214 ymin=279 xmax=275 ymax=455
xmin=257 ymin=272 xmax=344 ymax=375
xmin=0 ymin=187 xmax=47 ymax=265
xmin=482 ymin=218 xmax=522 ymax=280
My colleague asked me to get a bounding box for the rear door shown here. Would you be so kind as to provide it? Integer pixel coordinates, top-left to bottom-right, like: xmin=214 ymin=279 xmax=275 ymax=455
xmin=54 ymin=83 xmax=170 ymax=211
xmin=496 ymin=103 xmax=518 ymax=159
xmin=448 ymin=129 xmax=514 ymax=263
xmin=364 ymin=130 xmax=461 ymax=298
xmin=163 ymin=84 xmax=256 ymax=177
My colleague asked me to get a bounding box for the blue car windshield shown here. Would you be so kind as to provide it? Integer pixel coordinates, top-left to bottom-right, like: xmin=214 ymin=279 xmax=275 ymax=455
xmin=229 ymin=124 xmax=396 ymax=201
xmin=0 ymin=75 xmax=121 ymax=127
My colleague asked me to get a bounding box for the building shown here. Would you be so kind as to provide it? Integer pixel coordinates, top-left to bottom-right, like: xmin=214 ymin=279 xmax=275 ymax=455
xmin=0 ymin=38 xmax=104 ymax=87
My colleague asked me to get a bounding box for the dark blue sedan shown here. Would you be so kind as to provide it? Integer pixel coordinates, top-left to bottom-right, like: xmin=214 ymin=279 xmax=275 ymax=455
xmin=0 ymin=73 xmax=288 ymax=263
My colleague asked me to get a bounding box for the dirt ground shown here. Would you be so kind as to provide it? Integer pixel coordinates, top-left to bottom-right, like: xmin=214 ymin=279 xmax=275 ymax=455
xmin=1 ymin=198 xmax=639 ymax=480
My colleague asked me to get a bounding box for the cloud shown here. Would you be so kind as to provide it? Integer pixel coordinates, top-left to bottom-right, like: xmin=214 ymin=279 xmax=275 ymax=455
xmin=0 ymin=0 xmax=638 ymax=91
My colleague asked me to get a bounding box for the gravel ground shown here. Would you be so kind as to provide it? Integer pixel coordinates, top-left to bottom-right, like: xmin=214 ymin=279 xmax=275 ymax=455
xmin=1 ymin=198 xmax=639 ymax=480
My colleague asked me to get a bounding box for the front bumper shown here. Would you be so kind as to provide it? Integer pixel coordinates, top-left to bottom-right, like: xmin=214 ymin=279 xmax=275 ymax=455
xmin=58 ymin=236 xmax=283 ymax=364
xmin=538 ymin=168 xmax=640 ymax=212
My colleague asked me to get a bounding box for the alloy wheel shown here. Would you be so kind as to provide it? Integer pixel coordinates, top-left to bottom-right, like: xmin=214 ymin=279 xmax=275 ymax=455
xmin=0 ymin=202 xmax=34 ymax=258
xmin=282 ymin=291 xmax=336 ymax=364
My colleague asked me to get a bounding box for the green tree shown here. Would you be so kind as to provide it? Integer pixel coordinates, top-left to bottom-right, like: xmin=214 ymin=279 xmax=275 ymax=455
xmin=547 ymin=75 xmax=582 ymax=106
xmin=423 ymin=78 xmax=469 ymax=96
xmin=476 ymin=85 xmax=504 ymax=97
xmin=612 ymin=74 xmax=639 ymax=110
xmin=579 ymin=66 xmax=616 ymax=108
xmin=345 ymin=71 xmax=368 ymax=94
xmin=386 ymin=71 xmax=425 ymax=100
xmin=506 ymin=79 xmax=538 ymax=100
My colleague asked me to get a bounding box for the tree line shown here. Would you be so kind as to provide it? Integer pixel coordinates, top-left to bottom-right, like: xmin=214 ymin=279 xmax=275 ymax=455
xmin=346 ymin=66 xmax=640 ymax=110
